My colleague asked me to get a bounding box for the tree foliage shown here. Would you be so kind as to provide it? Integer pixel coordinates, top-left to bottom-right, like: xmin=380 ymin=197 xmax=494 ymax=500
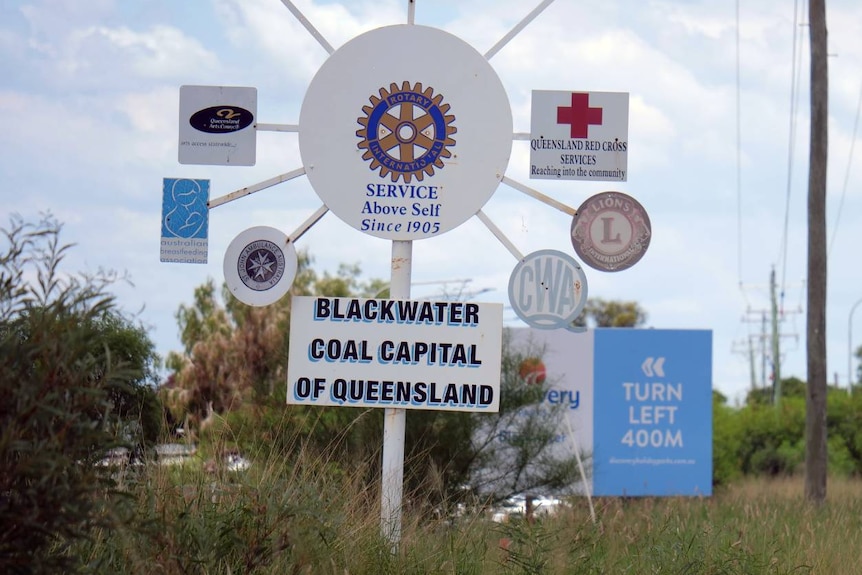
xmin=574 ymin=298 xmax=648 ymax=328
xmin=712 ymin=378 xmax=862 ymax=482
xmin=0 ymin=215 xmax=161 ymax=574
xmin=167 ymin=261 xmax=583 ymax=506
xmin=745 ymin=376 xmax=807 ymax=406
xmin=445 ymin=330 xmax=579 ymax=500
xmin=163 ymin=278 xmax=287 ymax=425
xmin=163 ymin=253 xmax=387 ymax=429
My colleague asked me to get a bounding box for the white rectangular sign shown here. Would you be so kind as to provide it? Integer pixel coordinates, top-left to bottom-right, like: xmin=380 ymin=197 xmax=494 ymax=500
xmin=178 ymin=85 xmax=257 ymax=166
xmin=529 ymin=90 xmax=629 ymax=182
xmin=286 ymin=296 xmax=503 ymax=412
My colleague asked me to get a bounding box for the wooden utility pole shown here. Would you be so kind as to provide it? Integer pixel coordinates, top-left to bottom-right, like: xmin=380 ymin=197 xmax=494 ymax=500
xmin=805 ymin=0 xmax=828 ymax=505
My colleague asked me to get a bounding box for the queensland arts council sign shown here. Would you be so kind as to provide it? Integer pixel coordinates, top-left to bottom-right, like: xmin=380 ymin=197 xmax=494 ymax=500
xmin=286 ymin=296 xmax=504 ymax=412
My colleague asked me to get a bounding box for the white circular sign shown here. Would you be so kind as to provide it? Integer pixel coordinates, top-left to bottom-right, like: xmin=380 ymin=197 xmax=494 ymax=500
xmin=299 ymin=25 xmax=513 ymax=240
xmin=223 ymin=226 xmax=297 ymax=306
xmin=571 ymin=191 xmax=651 ymax=272
xmin=507 ymin=249 xmax=588 ymax=330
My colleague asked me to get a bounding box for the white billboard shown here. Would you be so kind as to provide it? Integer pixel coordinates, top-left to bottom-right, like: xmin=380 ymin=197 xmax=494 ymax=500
xmin=287 ymin=296 xmax=504 ymax=412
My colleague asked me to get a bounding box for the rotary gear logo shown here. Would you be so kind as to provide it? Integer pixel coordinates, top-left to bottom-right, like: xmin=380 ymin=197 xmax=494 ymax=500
xmin=356 ymin=81 xmax=456 ymax=183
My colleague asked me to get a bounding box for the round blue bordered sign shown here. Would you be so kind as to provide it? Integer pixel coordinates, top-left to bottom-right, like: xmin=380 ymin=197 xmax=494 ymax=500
xmin=224 ymin=226 xmax=297 ymax=306
xmin=508 ymin=249 xmax=588 ymax=330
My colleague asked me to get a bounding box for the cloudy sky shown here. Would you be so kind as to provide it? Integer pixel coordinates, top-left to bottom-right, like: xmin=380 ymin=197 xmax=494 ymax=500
xmin=2 ymin=0 xmax=860 ymax=404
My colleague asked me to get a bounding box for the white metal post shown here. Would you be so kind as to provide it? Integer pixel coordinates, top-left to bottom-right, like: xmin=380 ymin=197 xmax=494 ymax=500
xmin=381 ymin=240 xmax=412 ymax=546
xmin=563 ymin=414 xmax=596 ymax=524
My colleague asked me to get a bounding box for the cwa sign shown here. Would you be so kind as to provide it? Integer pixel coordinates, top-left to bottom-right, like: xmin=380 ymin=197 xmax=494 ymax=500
xmin=507 ymin=249 xmax=588 ymax=330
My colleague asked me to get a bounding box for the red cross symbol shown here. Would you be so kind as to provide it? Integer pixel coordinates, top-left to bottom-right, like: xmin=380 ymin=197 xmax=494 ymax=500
xmin=557 ymin=93 xmax=603 ymax=139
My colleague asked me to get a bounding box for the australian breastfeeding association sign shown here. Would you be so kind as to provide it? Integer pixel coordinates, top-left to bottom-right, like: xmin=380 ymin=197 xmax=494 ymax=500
xmin=286 ymin=296 xmax=504 ymax=412
xmin=160 ymin=178 xmax=210 ymax=264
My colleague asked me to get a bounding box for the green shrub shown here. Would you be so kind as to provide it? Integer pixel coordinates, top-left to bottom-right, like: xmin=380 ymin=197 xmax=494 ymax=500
xmin=0 ymin=215 xmax=160 ymax=574
xmin=712 ymin=391 xmax=743 ymax=486
xmin=736 ymin=397 xmax=805 ymax=475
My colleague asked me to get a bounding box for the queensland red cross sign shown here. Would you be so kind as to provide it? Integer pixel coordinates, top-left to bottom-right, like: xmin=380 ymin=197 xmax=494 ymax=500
xmin=530 ymin=90 xmax=629 ymax=182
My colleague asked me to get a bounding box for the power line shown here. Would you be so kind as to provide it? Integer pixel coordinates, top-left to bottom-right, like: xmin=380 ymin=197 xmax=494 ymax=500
xmin=736 ymin=272 xmax=802 ymax=401
xmin=828 ymin=79 xmax=862 ymax=257
xmin=777 ymin=0 xmax=806 ymax=314
xmin=735 ymin=0 xmax=743 ymax=287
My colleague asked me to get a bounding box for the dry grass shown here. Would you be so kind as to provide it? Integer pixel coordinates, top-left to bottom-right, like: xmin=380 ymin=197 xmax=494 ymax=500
xmin=520 ymin=476 xmax=862 ymax=574
xmin=711 ymin=476 xmax=862 ymax=573
xmin=77 ymin=439 xmax=862 ymax=575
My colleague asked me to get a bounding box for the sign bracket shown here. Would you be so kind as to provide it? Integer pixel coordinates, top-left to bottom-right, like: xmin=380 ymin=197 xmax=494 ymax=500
xmin=256 ymin=123 xmax=299 ymax=132
xmin=475 ymin=210 xmax=524 ymax=261
xmin=502 ymin=176 xmax=577 ymax=216
xmin=484 ymin=0 xmax=557 ymax=60
xmin=279 ymin=0 xmax=334 ymax=54
xmin=287 ymin=205 xmax=329 ymax=244
xmin=208 ymin=167 xmax=306 ymax=209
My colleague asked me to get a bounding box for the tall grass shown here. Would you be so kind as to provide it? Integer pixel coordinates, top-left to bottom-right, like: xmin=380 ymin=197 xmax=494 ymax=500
xmin=72 ymin=419 xmax=862 ymax=574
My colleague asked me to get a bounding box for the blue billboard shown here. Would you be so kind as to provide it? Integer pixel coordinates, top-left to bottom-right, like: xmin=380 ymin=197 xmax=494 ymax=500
xmin=592 ymin=329 xmax=712 ymax=496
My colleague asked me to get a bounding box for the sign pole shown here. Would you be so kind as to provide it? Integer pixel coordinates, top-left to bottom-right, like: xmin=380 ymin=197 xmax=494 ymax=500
xmin=381 ymin=239 xmax=412 ymax=547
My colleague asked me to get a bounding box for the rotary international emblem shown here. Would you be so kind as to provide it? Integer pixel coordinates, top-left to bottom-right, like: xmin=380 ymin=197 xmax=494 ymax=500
xmin=356 ymin=81 xmax=457 ymax=183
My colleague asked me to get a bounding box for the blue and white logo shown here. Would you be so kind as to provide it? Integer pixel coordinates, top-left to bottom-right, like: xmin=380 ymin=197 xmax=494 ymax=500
xmin=160 ymin=178 xmax=209 ymax=264
xmin=162 ymin=178 xmax=209 ymax=239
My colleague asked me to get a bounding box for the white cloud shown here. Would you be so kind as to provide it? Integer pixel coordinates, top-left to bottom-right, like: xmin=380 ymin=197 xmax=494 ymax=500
xmin=10 ymin=3 xmax=219 ymax=91
xmin=117 ymin=87 xmax=177 ymax=135
xmin=213 ymin=0 xmax=403 ymax=87
xmin=88 ymin=25 xmax=219 ymax=78
xmin=659 ymin=3 xmax=733 ymax=41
